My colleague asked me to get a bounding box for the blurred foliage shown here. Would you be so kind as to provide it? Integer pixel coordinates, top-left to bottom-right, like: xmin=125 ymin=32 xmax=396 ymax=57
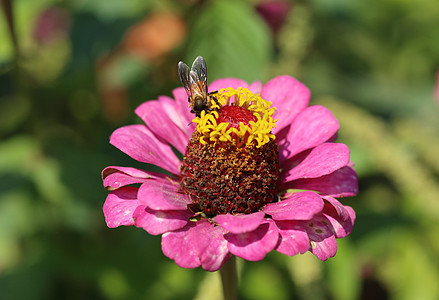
xmin=1 ymin=0 xmax=439 ymax=299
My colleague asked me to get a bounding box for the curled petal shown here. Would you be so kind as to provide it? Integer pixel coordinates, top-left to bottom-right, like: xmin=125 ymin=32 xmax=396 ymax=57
xmin=102 ymin=166 xmax=171 ymax=190
xmin=302 ymin=215 xmax=338 ymax=260
xmin=286 ymin=166 xmax=358 ymax=197
xmin=310 ymin=235 xmax=337 ymax=261
xmin=322 ymin=197 xmax=356 ymax=238
xmin=282 ymin=143 xmax=350 ymax=183
xmin=324 ymin=210 xmax=355 ymax=239
xmin=138 ymin=180 xmax=191 ymax=210
xmin=225 ymin=219 xmax=279 ymax=261
xmin=103 ymin=186 xmax=139 ymax=228
xmin=110 ymin=125 xmax=181 ymax=175
xmin=161 ymin=220 xmax=230 ymax=271
xmin=263 ymin=191 xmax=324 ymax=221
xmin=280 ymin=105 xmax=340 ymax=162
xmin=322 ymin=196 xmax=355 ymax=222
xmin=275 ymin=220 xmax=310 ymax=256
xmin=215 ymin=212 xmax=265 ymax=234
xmin=135 ymin=98 xmax=189 ymax=154
xmin=261 ymin=75 xmax=310 ymax=134
xmin=133 ymin=206 xmax=191 ymax=235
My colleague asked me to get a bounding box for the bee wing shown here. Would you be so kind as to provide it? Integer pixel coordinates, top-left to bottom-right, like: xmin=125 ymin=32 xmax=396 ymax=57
xmin=178 ymin=61 xmax=193 ymax=96
xmin=190 ymin=56 xmax=208 ymax=94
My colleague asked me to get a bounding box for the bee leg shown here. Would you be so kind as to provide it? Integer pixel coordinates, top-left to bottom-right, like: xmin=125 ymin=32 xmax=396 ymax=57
xmin=209 ymin=93 xmax=222 ymax=115
xmin=213 ymin=96 xmax=221 ymax=108
xmin=208 ymin=91 xmax=220 ymax=105
xmin=204 ymin=105 xmax=218 ymax=116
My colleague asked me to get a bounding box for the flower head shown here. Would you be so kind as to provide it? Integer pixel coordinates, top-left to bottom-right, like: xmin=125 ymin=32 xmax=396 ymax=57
xmin=102 ymin=75 xmax=358 ymax=271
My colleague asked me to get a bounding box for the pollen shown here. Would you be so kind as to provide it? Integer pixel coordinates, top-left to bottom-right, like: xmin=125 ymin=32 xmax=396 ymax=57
xmin=193 ymin=87 xmax=277 ymax=148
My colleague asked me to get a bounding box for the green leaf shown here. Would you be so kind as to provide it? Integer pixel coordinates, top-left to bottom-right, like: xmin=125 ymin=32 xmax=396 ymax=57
xmin=185 ymin=1 xmax=272 ymax=83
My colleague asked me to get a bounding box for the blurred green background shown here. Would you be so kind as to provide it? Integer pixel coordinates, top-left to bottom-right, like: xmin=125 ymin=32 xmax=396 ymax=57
xmin=1 ymin=0 xmax=439 ymax=299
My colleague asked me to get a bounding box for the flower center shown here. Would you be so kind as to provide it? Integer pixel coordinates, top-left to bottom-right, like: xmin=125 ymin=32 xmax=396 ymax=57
xmin=217 ymin=105 xmax=257 ymax=127
xmin=180 ymin=87 xmax=279 ymax=217
xmin=194 ymin=87 xmax=277 ymax=148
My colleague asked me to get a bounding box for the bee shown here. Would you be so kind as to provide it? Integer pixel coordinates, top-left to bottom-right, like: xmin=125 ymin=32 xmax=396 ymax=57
xmin=178 ymin=56 xmax=220 ymax=118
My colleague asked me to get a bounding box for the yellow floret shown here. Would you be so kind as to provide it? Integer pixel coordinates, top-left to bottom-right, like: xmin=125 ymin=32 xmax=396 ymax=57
xmin=193 ymin=87 xmax=277 ymax=148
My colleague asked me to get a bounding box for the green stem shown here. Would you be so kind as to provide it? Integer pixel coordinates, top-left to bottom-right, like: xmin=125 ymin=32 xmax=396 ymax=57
xmin=1 ymin=0 xmax=20 ymax=61
xmin=1 ymin=0 xmax=23 ymax=89
xmin=219 ymin=256 xmax=237 ymax=300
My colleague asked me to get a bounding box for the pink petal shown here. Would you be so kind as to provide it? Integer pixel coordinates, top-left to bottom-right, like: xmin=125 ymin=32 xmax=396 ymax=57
xmin=135 ymin=98 xmax=189 ymax=154
xmin=260 ymin=75 xmax=310 ymax=134
xmin=322 ymin=196 xmax=355 ymax=222
xmin=323 ymin=210 xmax=354 ymax=239
xmin=249 ymin=80 xmax=263 ymax=93
xmin=215 ymin=212 xmax=265 ymax=234
xmin=225 ymin=220 xmax=279 ymax=261
xmin=103 ymin=186 xmax=139 ymax=228
xmin=281 ymin=143 xmax=350 ymax=183
xmin=161 ymin=222 xmax=201 ymax=269
xmin=133 ymin=206 xmax=191 ymax=235
xmin=172 ymin=87 xmax=196 ymax=128
xmin=280 ymin=105 xmax=340 ymax=162
xmin=172 ymin=86 xmax=189 ymax=106
xmin=310 ymin=235 xmax=337 ymax=261
xmin=161 ymin=220 xmax=230 ymax=271
xmin=322 ymin=198 xmax=356 ymax=238
xmin=159 ymin=96 xmax=193 ymax=138
xmin=102 ymin=166 xmax=171 ymax=190
xmin=345 ymin=205 xmax=356 ymax=225
xmin=263 ymin=191 xmax=324 ymax=221
xmin=302 ymin=215 xmax=337 ymax=260
xmin=274 ymin=220 xmax=310 ymax=256
xmin=286 ymin=166 xmax=358 ymax=197
xmin=198 ymin=223 xmax=231 ymax=272
xmin=137 ymin=180 xmax=191 ymax=210
xmin=209 ymin=78 xmax=250 ymax=93
xmin=110 ymin=124 xmax=181 ymax=175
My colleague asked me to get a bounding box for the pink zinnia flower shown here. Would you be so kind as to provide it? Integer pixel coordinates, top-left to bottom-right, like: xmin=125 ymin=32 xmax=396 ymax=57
xmin=102 ymin=75 xmax=358 ymax=271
